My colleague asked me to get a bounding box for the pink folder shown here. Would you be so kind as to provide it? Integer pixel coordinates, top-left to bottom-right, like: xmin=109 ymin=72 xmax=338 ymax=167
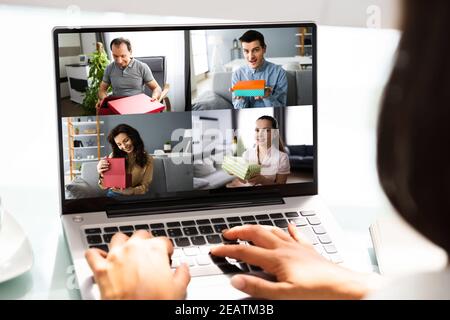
xmin=103 ymin=158 xmax=131 ymax=189
xmin=107 ymin=93 xmax=165 ymax=115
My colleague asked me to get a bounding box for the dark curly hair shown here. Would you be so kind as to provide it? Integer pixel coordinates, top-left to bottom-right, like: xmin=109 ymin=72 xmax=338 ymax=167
xmin=108 ymin=124 xmax=148 ymax=168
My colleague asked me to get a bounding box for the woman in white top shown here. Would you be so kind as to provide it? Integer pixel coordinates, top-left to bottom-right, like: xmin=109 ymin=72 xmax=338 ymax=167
xmin=84 ymin=1 xmax=450 ymax=300
xmin=227 ymin=115 xmax=290 ymax=187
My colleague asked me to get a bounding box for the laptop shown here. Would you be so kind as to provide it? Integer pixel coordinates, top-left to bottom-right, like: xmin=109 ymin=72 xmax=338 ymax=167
xmin=54 ymin=22 xmax=366 ymax=300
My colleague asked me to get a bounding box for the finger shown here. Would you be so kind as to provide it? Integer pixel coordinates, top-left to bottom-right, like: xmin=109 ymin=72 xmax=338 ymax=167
xmin=85 ymin=249 xmax=114 ymax=299
xmin=210 ymin=244 xmax=273 ymax=270
xmin=288 ymin=223 xmax=312 ymax=246
xmin=222 ymin=224 xmax=282 ymax=249
xmin=172 ymin=263 xmax=191 ymax=299
xmin=109 ymin=232 xmax=129 ymax=249
xmin=149 ymin=236 xmax=174 ymax=256
xmin=129 ymin=229 xmax=152 ymax=240
xmin=230 ymin=274 xmax=292 ymax=300
xmin=85 ymin=248 xmax=107 ymax=273
xmin=268 ymin=226 xmax=295 ymax=242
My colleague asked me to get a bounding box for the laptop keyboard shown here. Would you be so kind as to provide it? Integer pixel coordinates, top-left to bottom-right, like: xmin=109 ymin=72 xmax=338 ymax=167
xmin=84 ymin=210 xmax=343 ymax=277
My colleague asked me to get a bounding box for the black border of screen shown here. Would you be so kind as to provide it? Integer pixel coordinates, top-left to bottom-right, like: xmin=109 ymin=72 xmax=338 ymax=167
xmin=53 ymin=21 xmax=318 ymax=214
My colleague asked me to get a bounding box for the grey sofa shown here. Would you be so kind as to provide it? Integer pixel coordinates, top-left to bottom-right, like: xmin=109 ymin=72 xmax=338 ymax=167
xmin=65 ymin=156 xmax=193 ymax=199
xmin=192 ymin=69 xmax=313 ymax=110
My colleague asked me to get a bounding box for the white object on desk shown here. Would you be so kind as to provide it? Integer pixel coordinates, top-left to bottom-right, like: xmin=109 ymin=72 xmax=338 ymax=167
xmin=369 ymin=215 xmax=448 ymax=277
xmin=0 ymin=210 xmax=34 ymax=283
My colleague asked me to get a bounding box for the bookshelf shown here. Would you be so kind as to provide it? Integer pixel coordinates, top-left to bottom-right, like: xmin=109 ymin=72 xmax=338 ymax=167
xmin=65 ymin=117 xmax=105 ymax=181
xmin=296 ymin=27 xmax=313 ymax=57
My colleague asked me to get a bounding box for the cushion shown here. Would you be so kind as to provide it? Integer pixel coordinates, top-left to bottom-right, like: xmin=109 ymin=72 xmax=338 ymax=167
xmin=65 ymin=177 xmax=97 ymax=199
xmin=193 ymin=159 xmax=217 ymax=177
xmin=192 ymin=91 xmax=233 ymax=111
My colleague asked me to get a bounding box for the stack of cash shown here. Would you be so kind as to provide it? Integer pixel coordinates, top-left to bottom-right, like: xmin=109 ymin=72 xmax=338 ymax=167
xmin=222 ymin=156 xmax=261 ymax=180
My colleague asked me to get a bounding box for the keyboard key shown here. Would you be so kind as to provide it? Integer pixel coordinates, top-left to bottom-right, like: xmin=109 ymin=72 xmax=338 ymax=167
xmin=211 ymin=218 xmax=225 ymax=224
xmin=199 ymin=245 xmax=213 ymax=255
xmin=199 ymin=225 xmax=214 ymax=235
xmin=179 ymin=257 xmax=196 ymax=267
xmin=244 ymin=221 xmax=257 ymax=225
xmin=285 ymin=212 xmax=299 ymax=218
xmin=172 ymin=248 xmax=182 ymax=258
xmin=119 ymin=225 xmax=134 ymax=232
xmin=89 ymin=244 xmax=109 ymax=252
xmin=191 ymin=236 xmax=206 ymax=246
xmin=103 ymin=233 xmax=115 ymax=243
xmin=188 ymin=262 xmax=249 ymax=277
xmin=171 ymin=258 xmax=180 ymax=268
xmin=307 ymin=216 xmax=321 ymax=225
xmin=196 ymin=219 xmax=210 ymax=225
xmin=183 ymin=227 xmax=198 ymax=236
xmin=181 ymin=220 xmax=196 ymax=226
xmin=167 ymin=222 xmax=181 ymax=227
xmin=259 ymin=220 xmax=273 ymax=226
xmin=206 ymin=235 xmax=222 ymax=244
xmin=226 ymin=216 xmax=241 ymax=222
xmin=329 ymin=253 xmax=343 ymax=264
xmin=86 ymin=235 xmax=102 ymax=244
xmin=296 ymin=226 xmax=318 ymax=245
xmin=269 ymin=213 xmax=283 ymax=219
xmin=300 ymin=211 xmax=316 ymax=216
xmin=104 ymin=226 xmax=118 ymax=233
xmin=318 ymin=234 xmax=332 ymax=244
xmin=85 ymin=228 xmax=101 ymax=235
xmin=196 ymin=255 xmax=212 ymax=266
xmin=273 ymin=219 xmax=289 ymax=228
xmin=210 ymin=254 xmax=227 ymax=264
xmin=124 ymin=232 xmax=133 ymax=237
xmin=255 ymin=214 xmax=270 ymax=220
xmin=221 ymin=235 xmax=238 ymax=244
xmin=152 ymin=229 xmax=167 ymax=237
xmin=150 ymin=223 xmax=164 ymax=229
xmin=324 ymin=244 xmax=338 ymax=254
xmin=313 ymin=244 xmax=325 ymax=255
xmin=175 ymin=237 xmax=191 ymax=247
xmin=214 ymin=224 xmax=228 ymax=233
xmin=313 ymin=226 xmax=326 ymax=234
xmin=290 ymin=217 xmax=308 ymax=226
xmin=134 ymin=224 xmax=149 ymax=230
xmin=249 ymin=264 xmax=263 ymax=272
xmin=168 ymin=228 xmax=183 ymax=237
xmin=241 ymin=215 xmax=255 ymax=221
xmin=228 ymin=223 xmax=242 ymax=228
xmin=183 ymin=246 xmax=199 ymax=256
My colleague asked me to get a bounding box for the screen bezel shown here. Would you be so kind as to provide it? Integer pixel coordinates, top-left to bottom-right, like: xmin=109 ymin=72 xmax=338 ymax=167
xmin=53 ymin=22 xmax=318 ymax=215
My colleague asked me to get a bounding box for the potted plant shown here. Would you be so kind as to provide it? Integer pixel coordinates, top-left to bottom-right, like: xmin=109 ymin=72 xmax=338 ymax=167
xmin=82 ymin=42 xmax=111 ymax=115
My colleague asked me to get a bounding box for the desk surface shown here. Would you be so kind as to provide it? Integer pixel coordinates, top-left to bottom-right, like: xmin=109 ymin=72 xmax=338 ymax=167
xmin=0 ymin=26 xmax=401 ymax=299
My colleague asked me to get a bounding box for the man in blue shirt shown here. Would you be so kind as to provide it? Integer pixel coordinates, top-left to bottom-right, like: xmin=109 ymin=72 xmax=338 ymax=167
xmin=232 ymin=30 xmax=287 ymax=109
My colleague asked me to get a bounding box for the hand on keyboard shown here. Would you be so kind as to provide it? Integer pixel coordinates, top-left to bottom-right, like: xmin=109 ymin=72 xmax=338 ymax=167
xmin=210 ymin=224 xmax=372 ymax=300
xmin=85 ymin=230 xmax=190 ymax=299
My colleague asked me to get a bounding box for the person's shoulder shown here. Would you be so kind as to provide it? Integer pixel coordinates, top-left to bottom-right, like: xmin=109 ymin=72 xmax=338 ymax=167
xmin=268 ymin=61 xmax=285 ymax=73
xmin=104 ymin=62 xmax=115 ymax=73
xmin=134 ymin=58 xmax=150 ymax=70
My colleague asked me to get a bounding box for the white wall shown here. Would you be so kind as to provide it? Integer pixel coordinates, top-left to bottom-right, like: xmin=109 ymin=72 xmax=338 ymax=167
xmin=0 ymin=0 xmax=402 ymax=29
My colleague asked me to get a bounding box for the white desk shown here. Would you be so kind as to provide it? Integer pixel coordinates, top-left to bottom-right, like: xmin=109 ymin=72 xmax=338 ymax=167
xmin=0 ymin=26 xmax=401 ymax=299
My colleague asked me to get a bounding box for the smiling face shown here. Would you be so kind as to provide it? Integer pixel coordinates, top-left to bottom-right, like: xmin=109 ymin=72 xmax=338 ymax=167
xmin=114 ymin=133 xmax=134 ymax=154
xmin=111 ymin=43 xmax=132 ymax=69
xmin=255 ymin=119 xmax=273 ymax=148
xmin=242 ymin=40 xmax=266 ymax=70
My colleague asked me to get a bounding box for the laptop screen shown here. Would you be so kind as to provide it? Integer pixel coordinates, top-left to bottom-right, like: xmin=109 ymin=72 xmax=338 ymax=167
xmin=53 ymin=22 xmax=317 ymax=214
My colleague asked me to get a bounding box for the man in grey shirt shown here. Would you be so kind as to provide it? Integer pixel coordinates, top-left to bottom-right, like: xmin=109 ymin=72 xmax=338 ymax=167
xmin=95 ymin=38 xmax=162 ymax=109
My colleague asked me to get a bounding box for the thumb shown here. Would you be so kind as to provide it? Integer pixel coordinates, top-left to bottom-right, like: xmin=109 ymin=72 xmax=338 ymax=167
xmin=173 ymin=263 xmax=191 ymax=297
xmin=230 ymin=275 xmax=290 ymax=299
